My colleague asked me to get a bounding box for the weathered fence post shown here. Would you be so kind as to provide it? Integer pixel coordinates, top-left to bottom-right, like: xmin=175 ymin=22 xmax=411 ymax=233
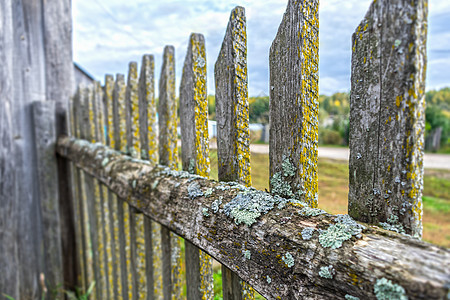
xmin=32 ymin=100 xmax=63 ymax=299
xmin=158 ymin=45 xmax=184 ymax=299
xmin=113 ymin=73 xmax=133 ymax=300
xmin=106 ymin=74 xmax=124 ymax=298
xmin=93 ymin=81 xmax=111 ymax=299
xmin=348 ymin=0 xmax=428 ymax=237
xmin=71 ymin=87 xmax=89 ymax=291
xmin=214 ymin=6 xmax=254 ymax=300
xmin=180 ymin=34 xmax=214 ymax=300
xmin=101 ymin=74 xmax=116 ymax=299
xmin=269 ymin=0 xmax=320 ymax=207
xmin=84 ymin=86 xmax=103 ymax=299
xmin=68 ymin=92 xmax=86 ymax=291
xmin=138 ymin=54 xmax=160 ymax=299
xmin=125 ymin=61 xmax=149 ymax=300
xmin=76 ymin=86 xmax=97 ymax=295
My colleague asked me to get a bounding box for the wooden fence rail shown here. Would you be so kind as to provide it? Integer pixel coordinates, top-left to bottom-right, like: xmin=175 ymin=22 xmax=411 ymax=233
xmin=40 ymin=0 xmax=450 ymax=299
xmin=57 ymin=137 xmax=449 ymax=299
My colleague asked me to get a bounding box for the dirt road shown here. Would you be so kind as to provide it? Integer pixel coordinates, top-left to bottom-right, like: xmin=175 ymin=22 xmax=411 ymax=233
xmin=241 ymin=144 xmax=450 ymax=170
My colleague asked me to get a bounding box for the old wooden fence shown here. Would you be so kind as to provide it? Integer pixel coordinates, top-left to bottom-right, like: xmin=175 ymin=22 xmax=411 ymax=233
xmin=28 ymin=0 xmax=450 ymax=299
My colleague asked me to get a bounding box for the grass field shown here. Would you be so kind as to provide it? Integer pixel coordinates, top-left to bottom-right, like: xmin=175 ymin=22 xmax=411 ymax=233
xmin=208 ymin=149 xmax=450 ymax=247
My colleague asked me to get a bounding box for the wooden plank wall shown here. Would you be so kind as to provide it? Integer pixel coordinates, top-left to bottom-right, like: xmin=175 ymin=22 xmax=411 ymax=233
xmin=0 ymin=0 xmax=74 ymax=298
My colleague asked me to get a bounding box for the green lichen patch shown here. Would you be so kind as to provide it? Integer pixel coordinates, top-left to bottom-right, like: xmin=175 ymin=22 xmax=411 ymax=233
xmin=188 ymin=158 xmax=195 ymax=174
xmin=229 ymin=209 xmax=260 ymax=226
xmin=301 ymin=227 xmax=315 ymax=240
xmin=334 ymin=214 xmax=365 ymax=236
xmin=243 ymin=249 xmax=251 ymax=260
xmin=345 ymin=295 xmax=360 ymax=300
xmin=101 ymin=157 xmax=109 ymax=167
xmin=223 ymin=188 xmax=291 ymax=226
xmin=374 ymin=277 xmax=407 ymax=300
xmin=282 ymin=252 xmax=295 ymax=268
xmin=210 ymin=197 xmax=222 ymax=213
xmin=282 ymin=156 xmax=296 ymax=177
xmin=204 ymin=188 xmax=213 ymax=197
xmin=202 ymin=207 xmax=209 ymax=217
xmin=318 ymin=265 xmax=335 ymax=279
xmin=270 ymin=172 xmax=293 ymax=198
xmin=188 ymin=181 xmax=204 ymax=199
xmin=319 ymin=223 xmax=353 ymax=249
xmin=379 ymin=215 xmax=406 ymax=234
xmin=319 ymin=214 xmax=365 ymax=249
xmin=298 ymin=207 xmax=326 ymax=217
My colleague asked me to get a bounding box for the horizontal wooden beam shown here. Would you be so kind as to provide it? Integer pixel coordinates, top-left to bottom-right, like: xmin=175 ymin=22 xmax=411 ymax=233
xmin=56 ymin=136 xmax=450 ymax=300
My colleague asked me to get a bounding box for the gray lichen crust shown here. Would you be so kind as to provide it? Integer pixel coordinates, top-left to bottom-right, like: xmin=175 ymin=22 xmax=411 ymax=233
xmin=379 ymin=215 xmax=406 ymax=234
xmin=319 ymin=214 xmax=365 ymax=249
xmin=223 ymin=187 xmax=304 ymax=226
xmin=301 ymin=227 xmax=315 ymax=240
xmin=374 ymin=277 xmax=407 ymax=300
xmin=318 ymin=265 xmax=335 ymax=279
xmin=282 ymin=252 xmax=295 ymax=268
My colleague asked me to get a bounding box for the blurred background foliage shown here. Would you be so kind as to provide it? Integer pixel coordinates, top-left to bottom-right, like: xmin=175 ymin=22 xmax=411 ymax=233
xmin=207 ymin=87 xmax=450 ymax=152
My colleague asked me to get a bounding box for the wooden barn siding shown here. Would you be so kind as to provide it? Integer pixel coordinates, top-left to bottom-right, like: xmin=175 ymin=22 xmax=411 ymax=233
xmin=0 ymin=0 xmax=74 ymax=298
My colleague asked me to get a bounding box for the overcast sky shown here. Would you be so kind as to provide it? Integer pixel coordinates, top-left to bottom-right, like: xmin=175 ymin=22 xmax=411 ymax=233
xmin=73 ymin=0 xmax=450 ymax=96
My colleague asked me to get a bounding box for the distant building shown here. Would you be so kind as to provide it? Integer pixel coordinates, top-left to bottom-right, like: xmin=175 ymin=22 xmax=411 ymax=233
xmin=73 ymin=62 xmax=95 ymax=92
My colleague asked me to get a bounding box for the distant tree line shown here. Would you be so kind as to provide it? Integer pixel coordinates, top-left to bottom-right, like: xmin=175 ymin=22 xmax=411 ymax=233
xmin=206 ymin=87 xmax=449 ymax=151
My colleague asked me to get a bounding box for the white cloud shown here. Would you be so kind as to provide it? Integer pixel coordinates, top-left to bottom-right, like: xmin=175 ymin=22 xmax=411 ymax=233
xmin=73 ymin=0 xmax=450 ymax=97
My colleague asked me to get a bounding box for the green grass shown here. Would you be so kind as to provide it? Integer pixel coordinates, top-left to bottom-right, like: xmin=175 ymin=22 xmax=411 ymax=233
xmin=423 ymin=196 xmax=450 ymax=214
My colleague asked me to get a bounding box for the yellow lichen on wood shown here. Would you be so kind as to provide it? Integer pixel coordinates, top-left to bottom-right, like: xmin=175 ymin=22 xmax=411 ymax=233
xmin=111 ymin=194 xmax=123 ymax=297
xmin=80 ymin=172 xmax=96 ymax=298
xmin=94 ymin=181 xmax=107 ymax=298
xmin=127 ymin=62 xmax=140 ymax=158
xmin=191 ymin=34 xmax=210 ymax=177
xmin=123 ymin=204 xmax=133 ymax=300
xmin=113 ymin=74 xmax=127 ymax=152
xmin=104 ymin=75 xmax=114 ymax=148
xmin=231 ymin=7 xmax=251 ymax=188
xmin=159 ymin=46 xmax=178 ymax=169
xmin=139 ymin=55 xmax=158 ymax=162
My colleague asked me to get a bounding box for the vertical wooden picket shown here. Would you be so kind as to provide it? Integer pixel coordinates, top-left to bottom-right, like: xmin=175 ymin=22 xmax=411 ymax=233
xmin=214 ymin=7 xmax=254 ymax=300
xmin=138 ymin=54 xmax=162 ymax=300
xmin=269 ymin=0 xmax=320 ymax=207
xmin=72 ymin=86 xmax=89 ymax=290
xmin=32 ymin=100 xmax=64 ymax=299
xmin=107 ymin=74 xmax=124 ymax=299
xmin=81 ymin=86 xmax=100 ymax=299
xmin=179 ymin=34 xmax=214 ymax=300
xmin=103 ymin=74 xmax=118 ymax=299
xmin=125 ymin=61 xmax=148 ymax=300
xmin=91 ymin=81 xmax=109 ymax=299
xmin=158 ymin=45 xmax=184 ymax=299
xmin=113 ymin=73 xmax=131 ymax=300
xmin=139 ymin=55 xmax=158 ymax=163
xmin=348 ymin=0 xmax=427 ymax=237
xmin=69 ymin=89 xmax=85 ymax=289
